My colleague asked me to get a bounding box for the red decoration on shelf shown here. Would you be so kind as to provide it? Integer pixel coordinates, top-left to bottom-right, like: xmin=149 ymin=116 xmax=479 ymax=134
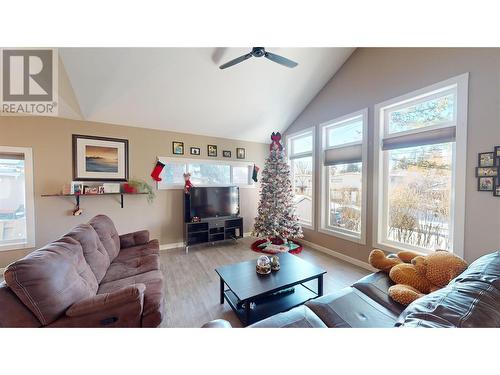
xmin=123 ymin=183 xmax=136 ymax=194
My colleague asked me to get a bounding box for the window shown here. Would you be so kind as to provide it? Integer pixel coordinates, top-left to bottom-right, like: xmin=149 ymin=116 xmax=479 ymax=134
xmin=320 ymin=109 xmax=368 ymax=243
xmin=157 ymin=157 xmax=254 ymax=189
xmin=374 ymin=74 xmax=468 ymax=256
xmin=287 ymin=128 xmax=314 ymax=229
xmin=0 ymin=146 xmax=35 ymax=251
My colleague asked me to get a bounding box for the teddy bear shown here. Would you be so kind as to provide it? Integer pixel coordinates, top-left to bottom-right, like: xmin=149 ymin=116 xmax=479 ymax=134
xmin=369 ymin=249 xmax=468 ymax=306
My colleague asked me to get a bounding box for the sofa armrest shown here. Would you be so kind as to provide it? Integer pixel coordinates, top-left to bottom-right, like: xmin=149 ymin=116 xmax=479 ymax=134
xmin=202 ymin=319 xmax=232 ymax=328
xmin=66 ymin=284 xmax=146 ymax=318
xmin=119 ymin=230 xmax=150 ymax=249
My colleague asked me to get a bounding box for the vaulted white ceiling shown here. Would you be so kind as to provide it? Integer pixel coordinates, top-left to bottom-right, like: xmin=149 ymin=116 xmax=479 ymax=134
xmin=59 ymin=48 xmax=354 ymax=143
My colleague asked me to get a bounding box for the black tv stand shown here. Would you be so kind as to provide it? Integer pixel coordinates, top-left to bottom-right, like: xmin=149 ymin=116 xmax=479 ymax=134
xmin=184 ymin=217 xmax=243 ymax=254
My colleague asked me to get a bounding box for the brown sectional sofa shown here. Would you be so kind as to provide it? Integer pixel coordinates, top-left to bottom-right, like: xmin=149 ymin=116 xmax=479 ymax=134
xmin=0 ymin=215 xmax=164 ymax=328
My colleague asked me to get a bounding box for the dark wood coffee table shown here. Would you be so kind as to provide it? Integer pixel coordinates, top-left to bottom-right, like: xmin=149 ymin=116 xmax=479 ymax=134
xmin=215 ymin=253 xmax=326 ymax=326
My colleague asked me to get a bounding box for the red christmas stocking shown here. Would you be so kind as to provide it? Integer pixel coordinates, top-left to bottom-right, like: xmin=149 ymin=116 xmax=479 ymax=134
xmin=151 ymin=161 xmax=165 ymax=181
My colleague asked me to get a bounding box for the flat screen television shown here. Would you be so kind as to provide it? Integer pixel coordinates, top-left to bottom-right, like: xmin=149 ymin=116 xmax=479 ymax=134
xmin=188 ymin=186 xmax=239 ymax=220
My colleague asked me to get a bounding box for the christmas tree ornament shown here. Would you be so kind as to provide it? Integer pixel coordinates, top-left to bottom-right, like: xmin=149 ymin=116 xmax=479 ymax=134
xmin=150 ymin=161 xmax=165 ymax=182
xmin=252 ymin=131 xmax=303 ymax=252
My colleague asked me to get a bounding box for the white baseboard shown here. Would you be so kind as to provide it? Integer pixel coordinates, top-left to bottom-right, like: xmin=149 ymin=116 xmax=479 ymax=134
xmin=299 ymin=239 xmax=377 ymax=273
xmin=159 ymin=242 xmax=185 ymax=251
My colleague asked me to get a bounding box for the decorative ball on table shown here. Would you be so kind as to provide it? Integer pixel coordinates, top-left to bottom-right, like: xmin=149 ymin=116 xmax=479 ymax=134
xmin=256 ymin=255 xmax=271 ymax=275
xmin=251 ymin=131 xmax=304 ymax=254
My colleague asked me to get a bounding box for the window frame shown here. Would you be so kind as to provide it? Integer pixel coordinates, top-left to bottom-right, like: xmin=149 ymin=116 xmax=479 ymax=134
xmin=0 ymin=146 xmax=35 ymax=252
xmin=156 ymin=156 xmax=255 ymax=189
xmin=373 ymin=73 xmax=468 ymax=257
xmin=286 ymin=127 xmax=315 ymax=230
xmin=319 ymin=108 xmax=368 ymax=244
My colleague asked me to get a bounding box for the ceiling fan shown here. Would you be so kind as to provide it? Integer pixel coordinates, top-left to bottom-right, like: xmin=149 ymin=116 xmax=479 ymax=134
xmin=219 ymin=47 xmax=298 ymax=70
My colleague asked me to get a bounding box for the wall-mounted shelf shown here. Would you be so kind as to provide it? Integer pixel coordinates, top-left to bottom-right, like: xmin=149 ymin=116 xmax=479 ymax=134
xmin=41 ymin=192 xmax=148 ymax=209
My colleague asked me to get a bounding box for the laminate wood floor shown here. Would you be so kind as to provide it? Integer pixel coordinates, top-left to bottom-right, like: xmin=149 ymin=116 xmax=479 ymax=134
xmin=160 ymin=237 xmax=369 ymax=328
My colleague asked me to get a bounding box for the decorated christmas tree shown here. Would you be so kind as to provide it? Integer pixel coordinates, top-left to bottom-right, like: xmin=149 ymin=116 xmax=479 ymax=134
xmin=252 ymin=132 xmax=303 ymax=245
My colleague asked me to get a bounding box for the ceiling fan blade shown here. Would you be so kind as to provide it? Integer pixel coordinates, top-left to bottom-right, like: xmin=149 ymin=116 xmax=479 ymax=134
xmin=264 ymin=52 xmax=298 ymax=68
xmin=219 ymin=53 xmax=253 ymax=69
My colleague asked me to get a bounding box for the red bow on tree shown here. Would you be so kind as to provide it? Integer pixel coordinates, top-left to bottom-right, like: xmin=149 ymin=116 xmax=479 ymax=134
xmin=270 ymin=132 xmax=283 ymax=151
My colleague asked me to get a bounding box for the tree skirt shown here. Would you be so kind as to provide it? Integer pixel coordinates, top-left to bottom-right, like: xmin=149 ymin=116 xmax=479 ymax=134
xmin=251 ymin=238 xmax=303 ymax=255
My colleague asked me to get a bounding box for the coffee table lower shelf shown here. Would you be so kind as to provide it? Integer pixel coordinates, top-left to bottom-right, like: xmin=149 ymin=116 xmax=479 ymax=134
xmin=224 ymin=284 xmax=317 ymax=326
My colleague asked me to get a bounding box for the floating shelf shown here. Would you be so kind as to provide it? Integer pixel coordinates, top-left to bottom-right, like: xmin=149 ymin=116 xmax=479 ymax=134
xmin=41 ymin=192 xmax=148 ymax=209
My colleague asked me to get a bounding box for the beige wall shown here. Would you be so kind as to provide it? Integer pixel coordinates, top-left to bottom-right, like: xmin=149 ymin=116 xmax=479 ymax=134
xmin=286 ymin=48 xmax=500 ymax=264
xmin=0 ymin=116 xmax=267 ymax=267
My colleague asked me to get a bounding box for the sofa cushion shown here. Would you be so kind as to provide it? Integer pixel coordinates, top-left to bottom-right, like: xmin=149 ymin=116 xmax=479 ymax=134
xmin=4 ymin=237 xmax=98 ymax=326
xmin=88 ymin=215 xmax=121 ymax=262
xmin=352 ymin=272 xmax=405 ymax=316
xmin=98 ymin=270 xmax=164 ymax=327
xmin=305 ymin=287 xmax=398 ymax=327
xmin=451 ymin=251 xmax=500 ymax=288
xmin=65 ymin=224 xmax=110 ymax=283
xmin=397 ymin=280 xmax=500 ymax=328
xmin=113 ymin=240 xmax=160 ymax=262
xmin=101 ymin=254 xmax=160 ymax=284
xmin=249 ymin=305 xmax=327 ymax=328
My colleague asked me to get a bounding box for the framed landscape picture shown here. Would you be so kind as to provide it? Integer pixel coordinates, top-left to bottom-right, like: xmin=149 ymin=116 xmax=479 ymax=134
xmin=72 ymin=134 xmax=129 ymax=181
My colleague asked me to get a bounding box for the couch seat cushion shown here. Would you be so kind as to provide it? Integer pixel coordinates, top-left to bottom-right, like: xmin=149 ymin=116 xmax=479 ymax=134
xmin=98 ymin=270 xmax=164 ymax=327
xmin=305 ymin=287 xmax=398 ymax=328
xmin=101 ymin=254 xmax=160 ymax=284
xmin=452 ymin=251 xmax=500 ymax=288
xmin=113 ymin=240 xmax=160 ymax=262
xmin=88 ymin=215 xmax=121 ymax=262
xmin=65 ymin=224 xmax=110 ymax=283
xmin=4 ymin=237 xmax=98 ymax=326
xmin=249 ymin=305 xmax=327 ymax=328
xmin=352 ymin=272 xmax=405 ymax=316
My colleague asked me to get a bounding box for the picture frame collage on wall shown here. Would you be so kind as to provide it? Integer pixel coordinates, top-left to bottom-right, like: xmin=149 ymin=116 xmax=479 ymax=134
xmin=476 ymin=146 xmax=500 ymax=196
xmin=171 ymin=141 xmax=245 ymax=159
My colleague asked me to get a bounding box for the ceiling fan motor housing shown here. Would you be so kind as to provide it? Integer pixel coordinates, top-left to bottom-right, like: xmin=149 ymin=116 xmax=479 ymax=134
xmin=251 ymin=47 xmax=266 ymax=57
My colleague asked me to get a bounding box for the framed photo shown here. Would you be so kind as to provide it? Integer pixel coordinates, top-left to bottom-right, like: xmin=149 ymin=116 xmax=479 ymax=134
xmin=476 ymin=167 xmax=498 ymax=177
xmin=478 ymin=177 xmax=494 ymax=191
xmin=223 ymin=150 xmax=231 ymax=158
xmin=172 ymin=141 xmax=184 ymax=155
xmin=495 ymin=146 xmax=500 ymax=165
xmin=494 ymin=184 xmax=500 ymax=197
xmin=190 ymin=147 xmax=201 ymax=156
xmin=207 ymin=145 xmax=217 ymax=157
xmin=236 ymin=147 xmax=246 ymax=159
xmin=478 ymin=152 xmax=495 ymax=167
xmin=72 ymin=135 xmax=128 ymax=181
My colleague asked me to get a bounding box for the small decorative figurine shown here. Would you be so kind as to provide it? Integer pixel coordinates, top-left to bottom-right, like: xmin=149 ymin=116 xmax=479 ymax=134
xmin=270 ymin=255 xmax=280 ymax=271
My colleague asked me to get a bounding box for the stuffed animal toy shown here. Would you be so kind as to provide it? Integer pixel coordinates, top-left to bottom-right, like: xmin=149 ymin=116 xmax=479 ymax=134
xmin=369 ymin=249 xmax=468 ymax=306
